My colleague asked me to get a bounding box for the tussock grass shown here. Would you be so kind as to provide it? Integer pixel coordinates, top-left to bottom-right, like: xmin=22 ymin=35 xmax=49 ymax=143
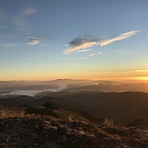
xmin=0 ymin=106 xmax=37 ymax=118
xmin=103 ymin=117 xmax=114 ymax=127
xmin=0 ymin=109 xmax=25 ymax=118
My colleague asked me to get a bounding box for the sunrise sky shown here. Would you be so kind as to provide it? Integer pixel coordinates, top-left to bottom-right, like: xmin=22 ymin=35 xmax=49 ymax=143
xmin=0 ymin=0 xmax=148 ymax=81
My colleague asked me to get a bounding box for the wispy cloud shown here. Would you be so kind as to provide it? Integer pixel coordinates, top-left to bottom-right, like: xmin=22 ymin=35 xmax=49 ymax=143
xmin=76 ymin=48 xmax=92 ymax=53
xmin=89 ymin=52 xmax=102 ymax=56
xmin=100 ymin=30 xmax=139 ymax=46
xmin=64 ymin=42 xmax=96 ymax=54
xmin=58 ymin=57 xmax=87 ymax=60
xmin=27 ymin=35 xmax=42 ymax=45
xmin=119 ymin=50 xmax=139 ymax=55
xmin=27 ymin=34 xmax=49 ymax=45
xmin=0 ymin=43 xmax=16 ymax=47
xmin=64 ymin=30 xmax=139 ymax=54
xmin=0 ymin=25 xmax=8 ymax=29
xmin=64 ymin=35 xmax=99 ymax=54
xmin=22 ymin=8 xmax=37 ymax=17
xmin=13 ymin=8 xmax=37 ymax=30
xmin=146 ymin=34 xmax=148 ymax=37
xmin=135 ymin=69 xmax=148 ymax=72
xmin=0 ymin=9 xmax=5 ymax=19
xmin=14 ymin=17 xmax=27 ymax=29
xmin=0 ymin=34 xmax=15 ymax=39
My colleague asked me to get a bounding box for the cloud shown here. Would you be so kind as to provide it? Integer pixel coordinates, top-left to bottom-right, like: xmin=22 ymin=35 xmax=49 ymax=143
xmin=100 ymin=30 xmax=139 ymax=46
xmin=0 ymin=34 xmax=15 ymax=39
xmin=27 ymin=35 xmax=42 ymax=45
xmin=89 ymin=52 xmax=102 ymax=56
xmin=146 ymin=34 xmax=148 ymax=36
xmin=27 ymin=34 xmax=49 ymax=45
xmin=75 ymin=48 xmax=92 ymax=53
xmin=119 ymin=50 xmax=139 ymax=55
xmin=64 ymin=35 xmax=100 ymax=54
xmin=13 ymin=17 xmax=28 ymax=29
xmin=64 ymin=30 xmax=139 ymax=54
xmin=22 ymin=8 xmax=37 ymax=16
xmin=135 ymin=69 xmax=148 ymax=72
xmin=0 ymin=9 xmax=5 ymax=19
xmin=0 ymin=25 xmax=8 ymax=29
xmin=0 ymin=43 xmax=15 ymax=47
xmin=58 ymin=57 xmax=87 ymax=60
xmin=68 ymin=36 xmax=97 ymax=47
xmin=13 ymin=8 xmax=37 ymax=30
xmin=64 ymin=42 xmax=97 ymax=54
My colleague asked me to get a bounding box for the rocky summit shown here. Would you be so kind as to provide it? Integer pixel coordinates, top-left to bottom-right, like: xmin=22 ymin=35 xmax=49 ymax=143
xmin=0 ymin=115 xmax=148 ymax=148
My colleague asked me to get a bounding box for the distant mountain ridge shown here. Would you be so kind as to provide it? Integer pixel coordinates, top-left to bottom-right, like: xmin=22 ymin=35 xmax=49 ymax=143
xmin=1 ymin=80 xmax=148 ymax=95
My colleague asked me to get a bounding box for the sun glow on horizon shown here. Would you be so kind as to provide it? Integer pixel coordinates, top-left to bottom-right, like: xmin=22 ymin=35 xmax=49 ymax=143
xmin=134 ymin=76 xmax=148 ymax=81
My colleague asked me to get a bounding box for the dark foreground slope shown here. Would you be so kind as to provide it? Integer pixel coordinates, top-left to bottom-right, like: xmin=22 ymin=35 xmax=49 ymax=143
xmin=1 ymin=117 xmax=148 ymax=148
xmin=0 ymin=104 xmax=148 ymax=148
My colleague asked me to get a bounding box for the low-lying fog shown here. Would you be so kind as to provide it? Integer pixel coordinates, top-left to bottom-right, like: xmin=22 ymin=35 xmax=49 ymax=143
xmin=0 ymin=79 xmax=148 ymax=97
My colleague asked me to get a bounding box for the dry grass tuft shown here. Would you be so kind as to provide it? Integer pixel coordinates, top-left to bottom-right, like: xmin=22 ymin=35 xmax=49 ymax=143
xmin=103 ymin=117 xmax=114 ymax=127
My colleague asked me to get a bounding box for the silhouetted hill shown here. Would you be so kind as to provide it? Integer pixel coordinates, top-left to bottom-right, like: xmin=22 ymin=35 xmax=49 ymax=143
xmin=1 ymin=91 xmax=148 ymax=124
xmin=0 ymin=95 xmax=33 ymax=106
xmin=33 ymin=91 xmax=148 ymax=124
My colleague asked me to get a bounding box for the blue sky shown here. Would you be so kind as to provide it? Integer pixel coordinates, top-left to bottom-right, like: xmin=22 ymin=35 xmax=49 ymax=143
xmin=0 ymin=0 xmax=148 ymax=80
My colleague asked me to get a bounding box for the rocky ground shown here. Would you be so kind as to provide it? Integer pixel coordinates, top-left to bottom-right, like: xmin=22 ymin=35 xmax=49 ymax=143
xmin=0 ymin=116 xmax=148 ymax=148
xmin=0 ymin=102 xmax=148 ymax=148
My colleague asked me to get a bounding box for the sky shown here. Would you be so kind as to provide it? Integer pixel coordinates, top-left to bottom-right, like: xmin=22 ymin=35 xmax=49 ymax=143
xmin=0 ymin=0 xmax=148 ymax=81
